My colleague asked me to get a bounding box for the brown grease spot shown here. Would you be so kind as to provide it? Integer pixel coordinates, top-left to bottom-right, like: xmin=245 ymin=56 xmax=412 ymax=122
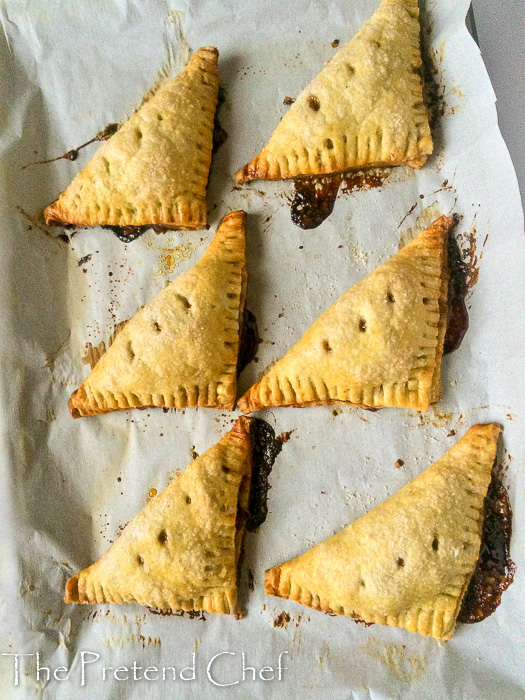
xmin=273 ymin=611 xmax=291 ymax=628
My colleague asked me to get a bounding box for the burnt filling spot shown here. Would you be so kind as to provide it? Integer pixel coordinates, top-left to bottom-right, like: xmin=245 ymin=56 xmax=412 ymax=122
xmin=247 ymin=419 xmax=288 ymax=532
xmin=458 ymin=471 xmax=516 ymax=624
xmin=237 ymin=309 xmax=261 ymax=377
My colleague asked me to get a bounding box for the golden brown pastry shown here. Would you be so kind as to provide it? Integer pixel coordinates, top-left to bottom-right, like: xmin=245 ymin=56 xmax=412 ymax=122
xmin=45 ymin=47 xmax=219 ymax=231
xmin=265 ymin=424 xmax=501 ymax=641
xmin=65 ymin=416 xmax=254 ymax=618
xmin=236 ymin=0 xmax=432 ymax=184
xmin=238 ymin=216 xmax=452 ymax=414
xmin=70 ymin=211 xmax=247 ymax=417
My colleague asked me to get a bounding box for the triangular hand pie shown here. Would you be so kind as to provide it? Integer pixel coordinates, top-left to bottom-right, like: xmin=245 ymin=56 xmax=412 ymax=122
xmin=236 ymin=0 xmax=432 ymax=183
xmin=45 ymin=47 xmax=219 ymax=231
xmin=238 ymin=216 xmax=452 ymax=414
xmin=70 ymin=210 xmax=247 ymax=417
xmin=265 ymin=424 xmax=501 ymax=641
xmin=65 ymin=417 xmax=254 ymax=617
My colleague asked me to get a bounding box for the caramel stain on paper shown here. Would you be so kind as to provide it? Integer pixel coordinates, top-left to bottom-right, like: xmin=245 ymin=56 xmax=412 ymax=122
xmin=22 ymin=123 xmax=119 ymax=170
xmin=146 ymin=487 xmax=158 ymax=502
xmin=456 ymin=216 xmax=480 ymax=290
xmin=273 ymin=611 xmax=291 ymax=628
xmin=153 ymin=241 xmax=194 ymax=283
xmin=146 ymin=608 xmax=206 ymax=621
xmin=276 ymin=430 xmax=295 ymax=445
xmin=363 ymin=639 xmax=426 ymax=683
xmin=289 ymin=170 xmax=388 ymax=230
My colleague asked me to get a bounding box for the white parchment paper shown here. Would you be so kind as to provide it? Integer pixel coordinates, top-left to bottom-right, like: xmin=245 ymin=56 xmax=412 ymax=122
xmin=0 ymin=1 xmax=524 ymax=698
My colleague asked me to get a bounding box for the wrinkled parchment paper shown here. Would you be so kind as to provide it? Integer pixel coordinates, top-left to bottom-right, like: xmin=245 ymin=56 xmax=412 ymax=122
xmin=0 ymin=1 xmax=524 ymax=698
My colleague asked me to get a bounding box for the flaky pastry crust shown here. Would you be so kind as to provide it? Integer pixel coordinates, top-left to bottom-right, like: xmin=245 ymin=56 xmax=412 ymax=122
xmin=65 ymin=417 xmax=254 ymax=618
xmin=70 ymin=211 xmax=247 ymax=417
xmin=265 ymin=424 xmax=501 ymax=641
xmin=236 ymin=0 xmax=432 ymax=184
xmin=45 ymin=47 xmax=219 ymax=230
xmin=238 ymin=216 xmax=452 ymax=414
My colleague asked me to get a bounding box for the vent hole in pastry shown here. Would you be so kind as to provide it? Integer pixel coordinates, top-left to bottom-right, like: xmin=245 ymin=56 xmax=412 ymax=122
xmin=322 ymin=339 xmax=332 ymax=353
xmin=153 ymin=321 xmax=162 ymax=332
xmin=137 ymin=555 xmax=144 ymax=566
xmin=158 ymin=530 xmax=168 ymax=544
xmin=432 ymin=537 xmax=439 ymax=551
xmin=157 ymin=114 xmax=164 ymax=121
xmin=136 ymin=129 xmax=142 ymax=139
xmin=307 ymin=95 xmax=321 ymax=111
xmin=127 ymin=341 xmax=135 ymax=361
xmin=186 ymin=495 xmax=192 ymax=504
xmin=360 ymin=580 xmax=366 ymax=588
xmin=359 ymin=319 xmax=367 ymax=332
xmin=422 ymin=297 xmax=429 ymax=305
xmin=397 ymin=557 xmax=405 ymax=568
xmin=325 ymin=138 xmax=334 ymax=150
xmin=176 ymin=294 xmax=191 ymax=309
xmin=221 ymin=466 xmax=230 ymax=474
xmin=386 ymin=292 xmax=395 ymax=303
